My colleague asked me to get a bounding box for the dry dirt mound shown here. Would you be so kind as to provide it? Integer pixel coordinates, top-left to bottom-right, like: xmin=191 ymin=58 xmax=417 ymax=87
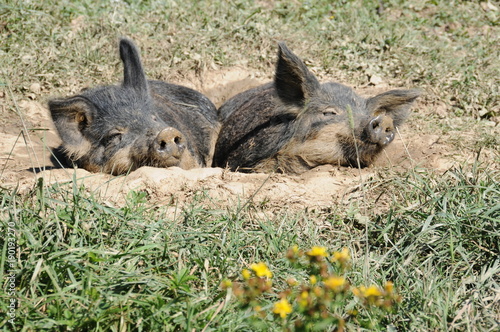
xmin=0 ymin=69 xmax=467 ymax=210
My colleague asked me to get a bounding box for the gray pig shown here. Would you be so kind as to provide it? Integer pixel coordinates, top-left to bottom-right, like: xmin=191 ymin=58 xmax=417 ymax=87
xmin=213 ymin=42 xmax=420 ymax=173
xmin=49 ymin=38 xmax=219 ymax=175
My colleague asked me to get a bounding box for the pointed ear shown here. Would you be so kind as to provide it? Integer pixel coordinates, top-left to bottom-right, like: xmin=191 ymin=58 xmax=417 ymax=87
xmin=366 ymin=89 xmax=421 ymax=127
xmin=274 ymin=42 xmax=320 ymax=106
xmin=49 ymin=96 xmax=93 ymax=155
xmin=119 ymin=38 xmax=148 ymax=94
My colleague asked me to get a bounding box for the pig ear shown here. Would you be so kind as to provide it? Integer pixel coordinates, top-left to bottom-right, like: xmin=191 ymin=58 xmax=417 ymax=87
xmin=119 ymin=38 xmax=148 ymax=94
xmin=366 ymin=89 xmax=421 ymax=127
xmin=274 ymin=42 xmax=320 ymax=106
xmin=49 ymin=97 xmax=93 ymax=150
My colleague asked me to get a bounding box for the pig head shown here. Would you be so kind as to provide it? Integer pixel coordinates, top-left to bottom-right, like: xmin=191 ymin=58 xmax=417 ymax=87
xmin=49 ymin=38 xmax=219 ymax=175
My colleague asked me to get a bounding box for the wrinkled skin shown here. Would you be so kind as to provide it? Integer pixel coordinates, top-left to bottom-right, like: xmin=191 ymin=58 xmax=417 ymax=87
xmin=213 ymin=42 xmax=420 ymax=174
xmin=49 ymin=38 xmax=219 ymax=175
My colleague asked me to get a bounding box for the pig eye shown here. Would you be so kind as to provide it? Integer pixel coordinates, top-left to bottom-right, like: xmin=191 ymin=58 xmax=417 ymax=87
xmin=104 ymin=131 xmax=123 ymax=145
xmin=322 ymin=109 xmax=338 ymax=117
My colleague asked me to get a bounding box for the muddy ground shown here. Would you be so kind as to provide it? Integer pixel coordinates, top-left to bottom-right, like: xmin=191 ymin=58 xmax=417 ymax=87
xmin=0 ymin=68 xmax=495 ymax=211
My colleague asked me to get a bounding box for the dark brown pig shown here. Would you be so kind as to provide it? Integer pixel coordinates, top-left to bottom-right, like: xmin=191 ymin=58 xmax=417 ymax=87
xmin=213 ymin=42 xmax=420 ymax=173
xmin=49 ymin=38 xmax=219 ymax=175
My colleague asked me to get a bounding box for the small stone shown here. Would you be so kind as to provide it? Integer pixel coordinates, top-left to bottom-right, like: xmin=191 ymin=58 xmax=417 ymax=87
xmin=29 ymin=83 xmax=41 ymax=94
xmin=369 ymin=74 xmax=383 ymax=85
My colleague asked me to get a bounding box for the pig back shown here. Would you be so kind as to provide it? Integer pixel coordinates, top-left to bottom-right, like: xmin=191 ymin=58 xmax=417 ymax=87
xmin=213 ymin=83 xmax=296 ymax=171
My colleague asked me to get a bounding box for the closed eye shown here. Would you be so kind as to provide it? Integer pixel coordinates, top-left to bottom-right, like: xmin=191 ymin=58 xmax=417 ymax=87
xmin=322 ymin=109 xmax=338 ymax=117
xmin=103 ymin=131 xmax=123 ymax=146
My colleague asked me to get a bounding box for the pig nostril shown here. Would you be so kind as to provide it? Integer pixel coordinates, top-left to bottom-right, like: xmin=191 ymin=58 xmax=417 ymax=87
xmin=174 ymin=136 xmax=182 ymax=145
xmin=159 ymin=140 xmax=167 ymax=150
xmin=369 ymin=116 xmax=381 ymax=130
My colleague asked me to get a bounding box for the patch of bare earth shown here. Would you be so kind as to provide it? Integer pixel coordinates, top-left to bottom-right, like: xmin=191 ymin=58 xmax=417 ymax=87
xmin=0 ymin=68 xmax=493 ymax=212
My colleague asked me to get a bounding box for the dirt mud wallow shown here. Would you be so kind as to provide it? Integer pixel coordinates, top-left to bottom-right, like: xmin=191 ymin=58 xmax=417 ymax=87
xmin=213 ymin=42 xmax=421 ymax=174
xmin=49 ymin=38 xmax=219 ymax=175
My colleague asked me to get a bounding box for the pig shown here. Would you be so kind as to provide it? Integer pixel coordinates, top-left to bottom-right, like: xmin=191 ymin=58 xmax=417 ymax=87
xmin=49 ymin=38 xmax=219 ymax=175
xmin=213 ymin=42 xmax=420 ymax=173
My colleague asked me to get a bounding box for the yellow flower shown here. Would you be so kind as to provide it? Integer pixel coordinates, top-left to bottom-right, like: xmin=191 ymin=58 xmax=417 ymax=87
xmin=313 ymin=286 xmax=324 ymax=297
xmin=286 ymin=245 xmax=302 ymax=261
xmin=352 ymin=286 xmax=364 ymax=297
xmin=242 ymin=269 xmax=251 ymax=280
xmin=273 ymin=298 xmax=293 ymax=318
xmin=220 ymin=279 xmax=232 ymax=289
xmin=250 ymin=262 xmax=273 ymax=278
xmin=323 ymin=276 xmax=346 ymax=291
xmin=298 ymin=291 xmax=309 ymax=307
xmin=310 ymin=275 xmax=317 ymax=285
xmin=353 ymin=285 xmax=384 ymax=306
xmin=306 ymin=246 xmax=328 ymax=257
xmin=353 ymin=285 xmax=383 ymax=298
xmin=385 ymin=281 xmax=394 ymax=294
xmin=364 ymin=285 xmax=382 ymax=297
xmin=332 ymin=248 xmax=350 ymax=263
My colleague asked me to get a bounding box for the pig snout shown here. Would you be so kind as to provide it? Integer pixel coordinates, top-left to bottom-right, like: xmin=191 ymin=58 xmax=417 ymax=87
xmin=367 ymin=115 xmax=395 ymax=146
xmin=154 ymin=127 xmax=185 ymax=159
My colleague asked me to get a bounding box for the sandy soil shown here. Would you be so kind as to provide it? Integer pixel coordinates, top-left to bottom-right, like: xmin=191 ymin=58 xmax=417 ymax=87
xmin=0 ymin=68 xmax=487 ymax=210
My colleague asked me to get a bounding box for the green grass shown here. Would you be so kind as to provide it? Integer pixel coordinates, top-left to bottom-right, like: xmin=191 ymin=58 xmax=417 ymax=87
xmin=1 ymin=162 xmax=498 ymax=331
xmin=1 ymin=0 xmax=499 ymax=330
xmin=1 ymin=0 xmax=498 ymax=119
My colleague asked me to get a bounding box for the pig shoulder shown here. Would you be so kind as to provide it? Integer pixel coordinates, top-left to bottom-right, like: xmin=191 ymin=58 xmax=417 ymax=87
xmin=148 ymin=81 xmax=218 ymax=126
xmin=217 ymin=83 xmax=274 ymax=121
